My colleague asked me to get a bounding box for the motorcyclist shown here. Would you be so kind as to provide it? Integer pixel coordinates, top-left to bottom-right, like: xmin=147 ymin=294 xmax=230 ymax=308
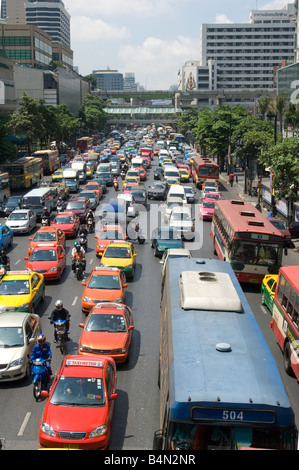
xmin=78 ymin=224 xmax=88 ymax=249
xmin=30 ymin=334 xmax=52 ymax=375
xmin=56 ymin=197 xmax=63 ymax=212
xmin=49 ymin=300 xmax=70 ymax=342
xmin=72 ymin=243 xmax=86 ymax=272
xmin=86 ymin=209 xmax=95 ymax=232
xmin=41 ymin=207 xmax=50 ymax=225
xmin=0 ymin=249 xmax=10 ymax=270
xmin=113 ymin=177 xmax=119 ymax=190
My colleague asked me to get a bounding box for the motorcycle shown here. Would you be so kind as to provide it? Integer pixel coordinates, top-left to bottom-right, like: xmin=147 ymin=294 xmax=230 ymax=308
xmin=30 ymin=358 xmax=51 ymax=401
xmin=0 ymin=264 xmax=7 ymax=280
xmin=135 ymin=223 xmax=145 ymax=244
xmin=79 ymin=234 xmax=88 ymax=251
xmin=41 ymin=217 xmax=50 ymax=227
xmin=87 ymin=218 xmax=95 ymax=233
xmin=56 ymin=202 xmax=64 ymax=213
xmin=113 ymin=179 xmax=119 ymax=191
xmin=120 ymin=170 xmax=126 ymax=180
xmin=53 ymin=319 xmax=70 ymax=355
xmin=74 ymin=259 xmax=84 ymax=281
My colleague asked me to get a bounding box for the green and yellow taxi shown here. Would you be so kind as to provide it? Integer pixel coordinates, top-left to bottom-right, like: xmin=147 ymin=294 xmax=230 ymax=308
xmin=86 ymin=165 xmax=93 ymax=179
xmin=101 ymin=241 xmax=137 ymax=279
xmin=51 ymin=169 xmax=64 ymax=182
xmin=261 ymin=274 xmax=278 ymax=314
xmin=0 ymin=270 xmax=45 ymax=314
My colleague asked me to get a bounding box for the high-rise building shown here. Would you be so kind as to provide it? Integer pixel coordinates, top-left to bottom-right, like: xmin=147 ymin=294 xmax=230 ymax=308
xmin=124 ymin=72 xmax=137 ymax=91
xmin=93 ymin=68 xmax=124 ymax=91
xmin=200 ymin=4 xmax=296 ymax=93
xmin=25 ymin=0 xmax=71 ymax=48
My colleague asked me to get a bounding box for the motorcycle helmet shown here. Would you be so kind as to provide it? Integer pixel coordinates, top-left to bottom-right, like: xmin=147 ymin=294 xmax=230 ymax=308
xmin=55 ymin=300 xmax=63 ymax=310
xmin=37 ymin=334 xmax=46 ymax=345
xmin=74 ymin=241 xmax=79 ymax=246
xmin=76 ymin=245 xmax=81 ymax=251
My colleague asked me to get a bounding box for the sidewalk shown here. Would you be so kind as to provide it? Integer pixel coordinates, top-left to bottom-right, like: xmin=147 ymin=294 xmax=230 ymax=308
xmin=219 ymin=170 xmax=299 ymax=257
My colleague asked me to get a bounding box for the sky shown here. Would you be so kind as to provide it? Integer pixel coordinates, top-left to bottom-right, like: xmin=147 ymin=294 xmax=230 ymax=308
xmin=63 ymin=0 xmax=292 ymax=90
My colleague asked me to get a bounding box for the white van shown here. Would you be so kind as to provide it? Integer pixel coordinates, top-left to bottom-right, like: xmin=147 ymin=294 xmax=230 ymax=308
xmin=20 ymin=187 xmax=54 ymax=220
xmin=167 ymin=185 xmax=187 ymax=204
xmin=131 ymin=157 xmax=144 ymax=169
xmin=163 ymin=165 xmax=180 ymax=182
xmin=71 ymin=161 xmax=87 ymax=184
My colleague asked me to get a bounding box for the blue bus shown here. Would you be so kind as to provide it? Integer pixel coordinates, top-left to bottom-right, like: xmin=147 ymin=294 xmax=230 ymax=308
xmin=154 ymin=258 xmax=297 ymax=450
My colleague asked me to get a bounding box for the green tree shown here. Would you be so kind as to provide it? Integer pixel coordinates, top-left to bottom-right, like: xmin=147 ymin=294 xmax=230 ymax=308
xmin=78 ymin=94 xmax=107 ymax=134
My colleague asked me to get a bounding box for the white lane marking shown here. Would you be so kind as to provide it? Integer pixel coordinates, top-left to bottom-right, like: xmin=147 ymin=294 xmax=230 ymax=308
xmin=72 ymin=296 xmax=78 ymax=306
xmin=89 ymin=258 xmax=93 ymax=264
xmin=18 ymin=412 xmax=31 ymax=436
xmin=15 ymin=259 xmax=20 ymax=265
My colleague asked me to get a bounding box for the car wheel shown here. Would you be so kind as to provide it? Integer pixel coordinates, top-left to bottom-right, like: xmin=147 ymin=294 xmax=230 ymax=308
xmin=284 ymin=342 xmax=295 ymax=377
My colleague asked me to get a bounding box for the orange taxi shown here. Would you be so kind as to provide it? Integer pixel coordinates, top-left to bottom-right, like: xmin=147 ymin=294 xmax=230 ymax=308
xmin=51 ymin=212 xmax=80 ymax=238
xmin=79 ymin=303 xmax=134 ymax=363
xmin=24 ymin=244 xmax=66 ymax=281
xmin=135 ymin=166 xmax=147 ymax=181
xmin=95 ymin=224 xmax=127 ymax=257
xmin=81 ymin=266 xmax=127 ymax=314
xmin=28 ymin=226 xmax=66 ymax=256
xmin=39 ymin=355 xmax=118 ymax=450
xmin=83 ymin=181 xmax=102 ymax=199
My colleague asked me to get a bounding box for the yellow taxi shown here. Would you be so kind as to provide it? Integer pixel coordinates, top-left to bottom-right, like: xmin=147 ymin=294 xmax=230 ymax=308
xmin=51 ymin=169 xmax=64 ymax=182
xmin=86 ymin=165 xmax=93 ymax=180
xmin=0 ymin=270 xmax=45 ymax=313
xmin=101 ymin=241 xmax=137 ymax=279
xmin=179 ymin=168 xmax=190 ymax=182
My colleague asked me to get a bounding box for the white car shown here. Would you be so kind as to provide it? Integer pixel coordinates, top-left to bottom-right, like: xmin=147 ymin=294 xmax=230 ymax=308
xmin=168 ymin=206 xmax=195 ymax=240
xmin=6 ymin=209 xmax=37 ymax=234
xmin=160 ymin=248 xmax=192 ymax=278
xmin=0 ymin=312 xmax=41 ymax=381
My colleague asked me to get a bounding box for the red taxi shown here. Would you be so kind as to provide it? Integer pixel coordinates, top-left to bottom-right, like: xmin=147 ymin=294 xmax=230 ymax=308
xmin=39 ymin=355 xmax=118 ymax=450
xmin=78 ymin=303 xmax=134 ymax=363
xmin=95 ymin=224 xmax=127 ymax=257
xmin=81 ymin=266 xmax=127 ymax=314
xmin=51 ymin=212 xmax=80 ymax=238
xmin=203 ymin=192 xmax=223 ymax=202
xmin=24 ymin=244 xmax=66 ymax=281
xmin=28 ymin=226 xmax=66 ymax=256
xmin=199 ymin=199 xmax=216 ymax=220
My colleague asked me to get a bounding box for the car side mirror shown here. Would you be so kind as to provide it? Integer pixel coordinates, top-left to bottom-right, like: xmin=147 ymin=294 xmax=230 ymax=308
xmin=79 ymin=323 xmax=84 ymax=328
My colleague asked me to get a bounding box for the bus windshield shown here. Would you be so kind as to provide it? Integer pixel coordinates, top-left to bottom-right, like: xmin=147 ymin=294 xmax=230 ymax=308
xmin=23 ymin=197 xmax=43 ymax=207
xmin=199 ymin=166 xmax=219 ymax=177
xmin=232 ymin=240 xmax=280 ymax=266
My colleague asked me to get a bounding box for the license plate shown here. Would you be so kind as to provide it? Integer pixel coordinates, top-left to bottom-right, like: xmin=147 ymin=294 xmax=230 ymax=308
xmin=249 ymin=278 xmax=259 ymax=284
xmin=63 ymin=444 xmax=79 ymax=449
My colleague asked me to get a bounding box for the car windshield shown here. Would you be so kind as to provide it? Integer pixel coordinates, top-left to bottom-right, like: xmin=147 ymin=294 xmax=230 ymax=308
xmin=67 ymin=203 xmax=85 ymax=209
xmin=86 ymin=313 xmax=127 ymax=333
xmin=205 ymin=194 xmax=221 ymax=200
xmin=30 ymin=249 xmax=57 ymax=261
xmin=50 ymin=376 xmax=106 ymax=406
xmin=152 ymin=184 xmax=164 ymax=189
xmin=54 ymin=216 xmax=73 ymax=224
xmin=203 ymin=201 xmax=215 ymax=209
xmin=104 ymin=247 xmax=131 ymax=258
xmin=6 ymin=197 xmax=20 ymax=204
xmin=0 ymin=279 xmax=30 ymax=295
xmin=86 ymin=185 xmax=98 ymax=190
xmin=33 ymin=232 xmax=57 ymax=241
xmin=87 ymin=274 xmax=121 ymax=290
xmin=157 ymin=228 xmax=180 ymax=239
xmin=171 ymin=212 xmax=191 ymax=221
xmin=9 ymin=212 xmax=28 ymax=220
xmin=0 ymin=327 xmax=24 ymax=348
xmin=100 ymin=229 xmax=124 ymax=240
xmin=80 ymin=192 xmax=95 ymax=199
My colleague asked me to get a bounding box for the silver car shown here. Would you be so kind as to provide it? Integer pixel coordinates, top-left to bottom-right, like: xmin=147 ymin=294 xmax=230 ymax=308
xmin=0 ymin=312 xmax=41 ymax=381
xmin=6 ymin=209 xmax=37 ymax=234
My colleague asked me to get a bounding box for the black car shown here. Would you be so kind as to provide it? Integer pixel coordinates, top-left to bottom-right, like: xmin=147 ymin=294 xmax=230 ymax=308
xmin=148 ymin=182 xmax=168 ymax=200
xmin=130 ymin=189 xmax=147 ymax=207
xmin=288 ymin=221 xmax=299 ymax=239
xmin=97 ymin=171 xmax=113 ymax=186
xmin=183 ymin=186 xmax=195 ymax=203
xmin=154 ymin=167 xmax=163 ymax=180
xmin=1 ymin=196 xmax=21 ymax=216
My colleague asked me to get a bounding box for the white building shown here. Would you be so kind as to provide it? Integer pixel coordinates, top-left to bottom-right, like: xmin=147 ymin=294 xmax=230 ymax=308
xmin=200 ymin=4 xmax=296 ymax=98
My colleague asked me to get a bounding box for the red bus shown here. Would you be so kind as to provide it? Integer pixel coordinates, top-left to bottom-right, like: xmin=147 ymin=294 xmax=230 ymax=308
xmin=210 ymin=200 xmax=285 ymax=284
xmin=76 ymin=136 xmax=93 ymax=152
xmin=271 ymin=266 xmax=299 ymax=380
xmin=191 ymin=155 xmax=219 ymax=188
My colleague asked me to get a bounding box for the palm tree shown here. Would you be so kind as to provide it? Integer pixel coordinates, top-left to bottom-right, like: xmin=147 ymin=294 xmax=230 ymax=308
xmin=257 ymin=96 xmax=271 ymax=119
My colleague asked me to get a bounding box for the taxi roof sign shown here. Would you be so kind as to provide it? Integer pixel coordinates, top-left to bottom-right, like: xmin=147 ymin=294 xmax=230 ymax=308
xmin=65 ymin=359 xmax=103 ymax=368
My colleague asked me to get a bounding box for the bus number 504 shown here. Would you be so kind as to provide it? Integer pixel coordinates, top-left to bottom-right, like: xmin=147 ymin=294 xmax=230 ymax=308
xmin=223 ymin=410 xmax=244 ymax=421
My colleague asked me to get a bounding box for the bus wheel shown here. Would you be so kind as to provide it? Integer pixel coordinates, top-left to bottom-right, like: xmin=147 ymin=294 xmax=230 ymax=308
xmin=284 ymin=342 xmax=295 ymax=377
xmin=213 ymin=239 xmax=217 ymax=256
